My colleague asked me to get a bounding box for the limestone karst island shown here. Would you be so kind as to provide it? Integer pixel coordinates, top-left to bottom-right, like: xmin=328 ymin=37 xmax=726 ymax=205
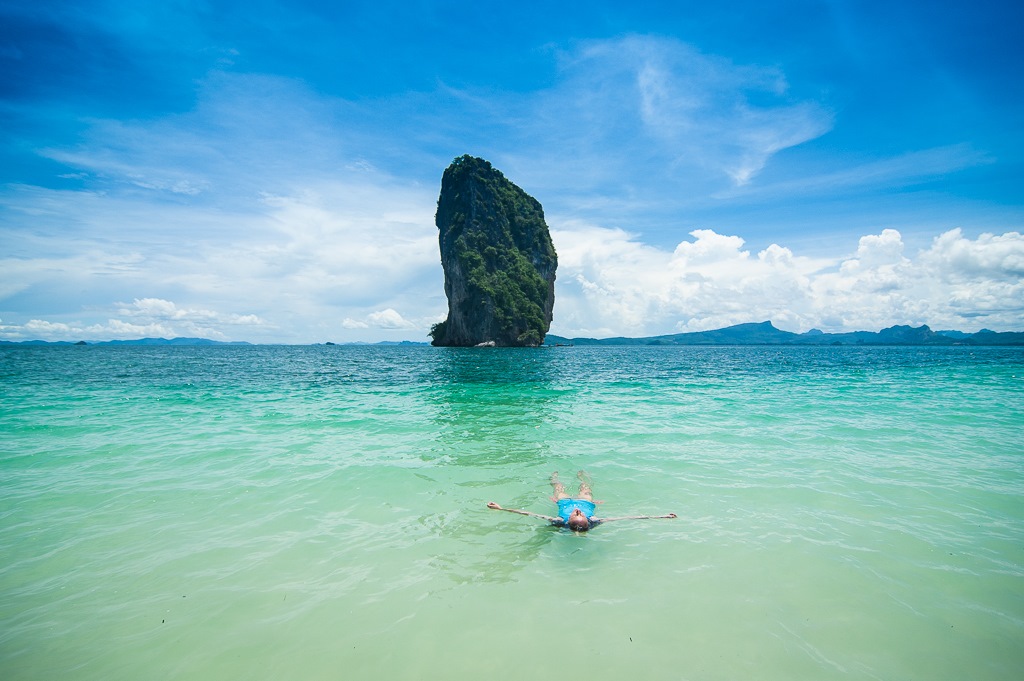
xmin=430 ymin=155 xmax=557 ymax=347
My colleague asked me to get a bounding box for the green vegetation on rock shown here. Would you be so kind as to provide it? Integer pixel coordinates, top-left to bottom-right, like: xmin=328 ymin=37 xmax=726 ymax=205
xmin=431 ymin=155 xmax=557 ymax=347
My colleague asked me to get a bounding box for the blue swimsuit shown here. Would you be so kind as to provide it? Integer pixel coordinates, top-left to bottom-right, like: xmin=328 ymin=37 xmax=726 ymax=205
xmin=557 ymin=498 xmax=596 ymax=523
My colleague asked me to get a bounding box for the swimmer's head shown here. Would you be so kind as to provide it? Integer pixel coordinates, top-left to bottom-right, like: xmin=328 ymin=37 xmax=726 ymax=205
xmin=567 ymin=508 xmax=591 ymax=532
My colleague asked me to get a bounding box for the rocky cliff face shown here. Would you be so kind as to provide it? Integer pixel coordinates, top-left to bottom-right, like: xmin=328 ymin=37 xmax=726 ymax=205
xmin=430 ymin=155 xmax=557 ymax=347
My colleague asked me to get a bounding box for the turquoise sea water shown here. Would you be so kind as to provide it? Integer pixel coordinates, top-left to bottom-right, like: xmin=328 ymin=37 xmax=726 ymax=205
xmin=1 ymin=345 xmax=1022 ymax=680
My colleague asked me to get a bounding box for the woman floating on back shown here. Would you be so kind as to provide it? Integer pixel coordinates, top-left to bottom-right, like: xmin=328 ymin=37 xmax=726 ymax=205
xmin=487 ymin=471 xmax=677 ymax=532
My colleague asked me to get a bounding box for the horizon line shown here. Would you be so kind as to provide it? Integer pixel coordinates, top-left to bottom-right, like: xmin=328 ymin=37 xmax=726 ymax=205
xmin=3 ymin=321 xmax=1022 ymax=346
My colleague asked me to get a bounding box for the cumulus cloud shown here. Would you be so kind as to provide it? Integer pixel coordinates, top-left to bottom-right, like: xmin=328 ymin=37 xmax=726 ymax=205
xmin=550 ymin=222 xmax=831 ymax=336
xmin=917 ymin=229 xmax=1024 ymax=323
xmin=922 ymin=228 xmax=1024 ymax=279
xmin=343 ymin=309 xmax=417 ymax=329
xmin=0 ymin=298 xmax=266 ymax=342
xmin=549 ymin=225 xmax=1024 ymax=337
xmin=117 ymin=298 xmax=265 ymax=326
xmin=366 ymin=308 xmax=415 ymax=329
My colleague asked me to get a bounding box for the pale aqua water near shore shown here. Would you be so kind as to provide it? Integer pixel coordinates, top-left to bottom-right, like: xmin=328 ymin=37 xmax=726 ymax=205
xmin=1 ymin=345 xmax=1022 ymax=680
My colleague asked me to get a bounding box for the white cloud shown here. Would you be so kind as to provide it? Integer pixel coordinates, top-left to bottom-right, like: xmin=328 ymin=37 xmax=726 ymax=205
xmin=917 ymin=229 xmax=1024 ymax=325
xmin=549 ymin=222 xmax=831 ymax=336
xmin=0 ymin=297 xmax=267 ymax=341
xmin=713 ymin=144 xmax=994 ymax=199
xmin=1 ymin=318 xmax=170 ymax=342
xmin=367 ymin=308 xmax=415 ymax=329
xmin=922 ymin=228 xmax=1024 ymax=279
xmin=117 ymin=298 xmax=266 ymax=326
xmin=527 ymin=35 xmax=833 ymax=189
xmin=628 ymin=39 xmax=830 ymax=185
xmin=342 ymin=308 xmax=422 ymax=331
xmin=549 ymin=224 xmax=1024 ymax=337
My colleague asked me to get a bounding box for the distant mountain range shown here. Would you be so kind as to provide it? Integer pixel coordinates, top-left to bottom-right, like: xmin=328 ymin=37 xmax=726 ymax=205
xmin=545 ymin=321 xmax=1024 ymax=346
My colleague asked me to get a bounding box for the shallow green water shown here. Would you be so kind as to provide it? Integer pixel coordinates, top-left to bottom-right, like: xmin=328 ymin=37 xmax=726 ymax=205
xmin=1 ymin=345 xmax=1022 ymax=680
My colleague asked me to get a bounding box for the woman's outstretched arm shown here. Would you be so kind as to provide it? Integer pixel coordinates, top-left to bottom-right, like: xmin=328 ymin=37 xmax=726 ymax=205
xmin=594 ymin=513 xmax=677 ymax=523
xmin=487 ymin=501 xmax=561 ymax=523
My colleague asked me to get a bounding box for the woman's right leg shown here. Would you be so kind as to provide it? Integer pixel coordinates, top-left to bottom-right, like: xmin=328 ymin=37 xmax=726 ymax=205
xmin=550 ymin=471 xmax=570 ymax=501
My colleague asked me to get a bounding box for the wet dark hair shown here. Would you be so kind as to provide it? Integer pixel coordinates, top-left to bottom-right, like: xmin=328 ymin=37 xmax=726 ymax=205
xmin=567 ymin=516 xmax=591 ymax=532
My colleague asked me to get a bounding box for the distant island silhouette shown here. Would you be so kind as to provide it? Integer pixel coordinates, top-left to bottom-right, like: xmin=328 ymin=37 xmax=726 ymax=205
xmin=545 ymin=321 xmax=1024 ymax=346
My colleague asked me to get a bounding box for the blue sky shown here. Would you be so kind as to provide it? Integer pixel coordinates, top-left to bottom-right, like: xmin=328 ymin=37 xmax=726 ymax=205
xmin=2 ymin=0 xmax=1022 ymax=342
